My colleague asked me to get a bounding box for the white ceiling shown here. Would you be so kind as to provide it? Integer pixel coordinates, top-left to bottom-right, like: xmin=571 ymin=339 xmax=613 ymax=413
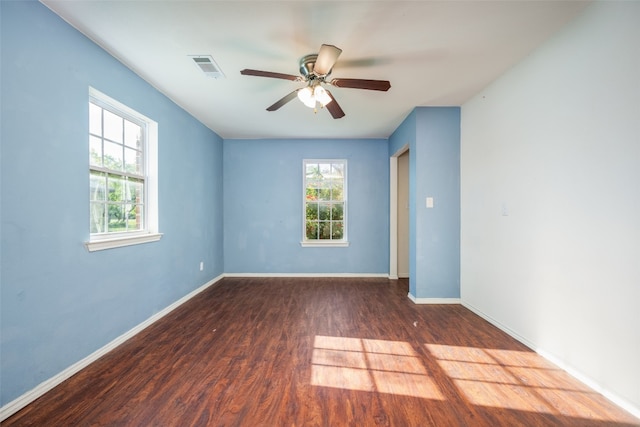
xmin=41 ymin=0 xmax=589 ymax=140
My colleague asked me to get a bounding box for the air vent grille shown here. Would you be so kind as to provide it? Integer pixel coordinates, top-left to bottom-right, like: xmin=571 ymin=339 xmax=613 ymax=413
xmin=189 ymin=55 xmax=225 ymax=79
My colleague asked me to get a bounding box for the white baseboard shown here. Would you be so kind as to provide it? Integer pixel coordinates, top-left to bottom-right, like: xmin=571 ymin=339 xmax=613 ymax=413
xmin=460 ymin=301 xmax=538 ymax=352
xmin=224 ymin=272 xmax=389 ymax=278
xmin=408 ymin=293 xmax=461 ymax=304
xmin=461 ymin=301 xmax=640 ymax=420
xmin=0 ymin=274 xmax=224 ymax=422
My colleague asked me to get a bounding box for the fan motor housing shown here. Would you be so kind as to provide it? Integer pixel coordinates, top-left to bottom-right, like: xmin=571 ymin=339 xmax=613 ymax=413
xmin=299 ymin=54 xmax=331 ymax=80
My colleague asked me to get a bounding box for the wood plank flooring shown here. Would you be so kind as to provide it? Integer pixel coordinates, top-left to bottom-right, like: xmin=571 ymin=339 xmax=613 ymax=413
xmin=4 ymin=277 xmax=639 ymax=426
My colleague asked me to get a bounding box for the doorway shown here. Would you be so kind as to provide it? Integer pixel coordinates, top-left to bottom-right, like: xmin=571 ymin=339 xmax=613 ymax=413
xmin=397 ymin=150 xmax=409 ymax=278
xmin=389 ymin=145 xmax=409 ymax=280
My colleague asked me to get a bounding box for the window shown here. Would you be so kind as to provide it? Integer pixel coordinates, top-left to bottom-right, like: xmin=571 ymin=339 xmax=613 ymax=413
xmin=302 ymin=160 xmax=348 ymax=247
xmin=86 ymin=88 xmax=160 ymax=251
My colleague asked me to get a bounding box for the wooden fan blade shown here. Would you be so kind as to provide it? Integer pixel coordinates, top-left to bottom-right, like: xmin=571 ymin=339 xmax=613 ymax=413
xmin=266 ymin=90 xmax=299 ymax=111
xmin=240 ymin=69 xmax=300 ymax=81
xmin=324 ymin=90 xmax=345 ymax=119
xmin=314 ymin=44 xmax=342 ymax=76
xmin=330 ymin=78 xmax=391 ymax=91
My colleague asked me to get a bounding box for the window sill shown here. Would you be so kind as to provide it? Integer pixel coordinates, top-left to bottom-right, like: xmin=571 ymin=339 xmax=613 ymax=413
xmin=85 ymin=233 xmax=163 ymax=252
xmin=300 ymin=240 xmax=350 ymax=248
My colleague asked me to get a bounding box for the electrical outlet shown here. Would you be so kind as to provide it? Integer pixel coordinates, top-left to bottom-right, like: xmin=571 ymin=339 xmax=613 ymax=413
xmin=501 ymin=202 xmax=509 ymax=216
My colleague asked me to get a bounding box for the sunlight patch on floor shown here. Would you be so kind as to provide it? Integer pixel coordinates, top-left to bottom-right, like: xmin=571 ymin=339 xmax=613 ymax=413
xmin=425 ymin=343 xmax=634 ymax=423
xmin=311 ymin=335 xmax=443 ymax=399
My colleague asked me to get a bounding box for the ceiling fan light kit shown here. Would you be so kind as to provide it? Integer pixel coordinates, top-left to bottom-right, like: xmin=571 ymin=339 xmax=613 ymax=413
xmin=297 ymin=85 xmax=332 ymax=110
xmin=240 ymin=44 xmax=391 ymax=119
xmin=313 ymin=86 xmax=332 ymax=107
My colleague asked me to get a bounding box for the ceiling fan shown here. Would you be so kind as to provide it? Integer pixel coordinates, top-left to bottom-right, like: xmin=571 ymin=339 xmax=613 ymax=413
xmin=240 ymin=44 xmax=391 ymax=119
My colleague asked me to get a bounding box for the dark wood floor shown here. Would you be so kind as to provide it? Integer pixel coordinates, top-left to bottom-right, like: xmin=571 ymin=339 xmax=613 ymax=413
xmin=4 ymin=277 xmax=639 ymax=426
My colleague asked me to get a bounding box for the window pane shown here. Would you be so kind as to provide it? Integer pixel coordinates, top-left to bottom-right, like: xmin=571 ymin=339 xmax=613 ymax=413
xmin=331 ymin=163 xmax=344 ymax=178
xmin=331 ymin=203 xmax=344 ymax=221
xmin=90 ymin=136 xmax=103 ymax=167
xmin=108 ymin=174 xmax=125 ymax=203
xmin=103 ymin=109 xmax=123 ymax=143
xmin=89 ymin=103 xmax=102 ymax=135
xmin=306 ymin=202 xmax=318 ymax=220
xmin=306 ymin=163 xmax=318 ymax=177
xmin=306 ymin=221 xmax=318 ymax=240
xmin=317 ymin=187 xmax=331 ymax=201
xmin=127 ymin=178 xmax=144 ymax=203
xmin=90 ymin=202 xmax=105 ymax=233
xmin=306 ymin=165 xmax=321 ymax=189
xmin=107 ymin=203 xmax=125 ymax=232
xmin=306 ymin=188 xmax=318 ymax=201
xmin=319 ymin=222 xmax=331 ymax=239
xmin=319 ymin=163 xmax=331 ymax=176
xmin=90 ymin=171 xmax=106 ymax=201
xmin=308 ymin=177 xmax=322 ymax=189
xmin=124 ymin=147 xmax=143 ymax=175
xmin=318 ymin=203 xmax=330 ymax=220
xmin=332 ymin=181 xmax=344 ymax=201
xmin=136 ymin=205 xmax=145 ymax=230
xmin=125 ymin=204 xmax=144 ymax=231
xmin=104 ymin=141 xmax=124 ymax=171
xmin=305 ymin=163 xmax=316 ymax=175
xmin=124 ymin=120 xmax=141 ymax=148
xmin=332 ymin=222 xmax=344 ymax=239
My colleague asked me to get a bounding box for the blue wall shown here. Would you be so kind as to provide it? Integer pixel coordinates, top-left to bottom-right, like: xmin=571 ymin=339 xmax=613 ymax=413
xmin=415 ymin=107 xmax=461 ymax=298
xmin=389 ymin=108 xmax=460 ymax=299
xmin=0 ymin=1 xmax=224 ymax=406
xmin=389 ymin=110 xmax=415 ymax=157
xmin=223 ymin=139 xmax=390 ymax=274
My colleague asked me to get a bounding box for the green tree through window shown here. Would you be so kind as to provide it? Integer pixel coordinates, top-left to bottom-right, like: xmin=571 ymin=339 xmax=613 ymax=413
xmin=304 ymin=160 xmax=346 ymax=242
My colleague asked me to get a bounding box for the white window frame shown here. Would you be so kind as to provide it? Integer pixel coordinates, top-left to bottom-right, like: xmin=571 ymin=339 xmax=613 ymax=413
xmin=85 ymin=87 xmax=161 ymax=252
xmin=301 ymin=159 xmax=349 ymax=247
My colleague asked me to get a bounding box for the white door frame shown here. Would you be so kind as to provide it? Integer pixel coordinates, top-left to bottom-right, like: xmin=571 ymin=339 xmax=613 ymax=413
xmin=389 ymin=144 xmax=409 ymax=280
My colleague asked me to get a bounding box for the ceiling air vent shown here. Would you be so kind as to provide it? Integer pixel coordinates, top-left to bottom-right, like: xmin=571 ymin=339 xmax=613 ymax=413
xmin=189 ymin=55 xmax=225 ymax=79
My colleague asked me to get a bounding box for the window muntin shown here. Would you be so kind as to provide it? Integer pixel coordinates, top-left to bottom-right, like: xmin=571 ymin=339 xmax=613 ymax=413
xmin=89 ymin=99 xmax=146 ymax=235
xmin=303 ymin=160 xmax=347 ymax=245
